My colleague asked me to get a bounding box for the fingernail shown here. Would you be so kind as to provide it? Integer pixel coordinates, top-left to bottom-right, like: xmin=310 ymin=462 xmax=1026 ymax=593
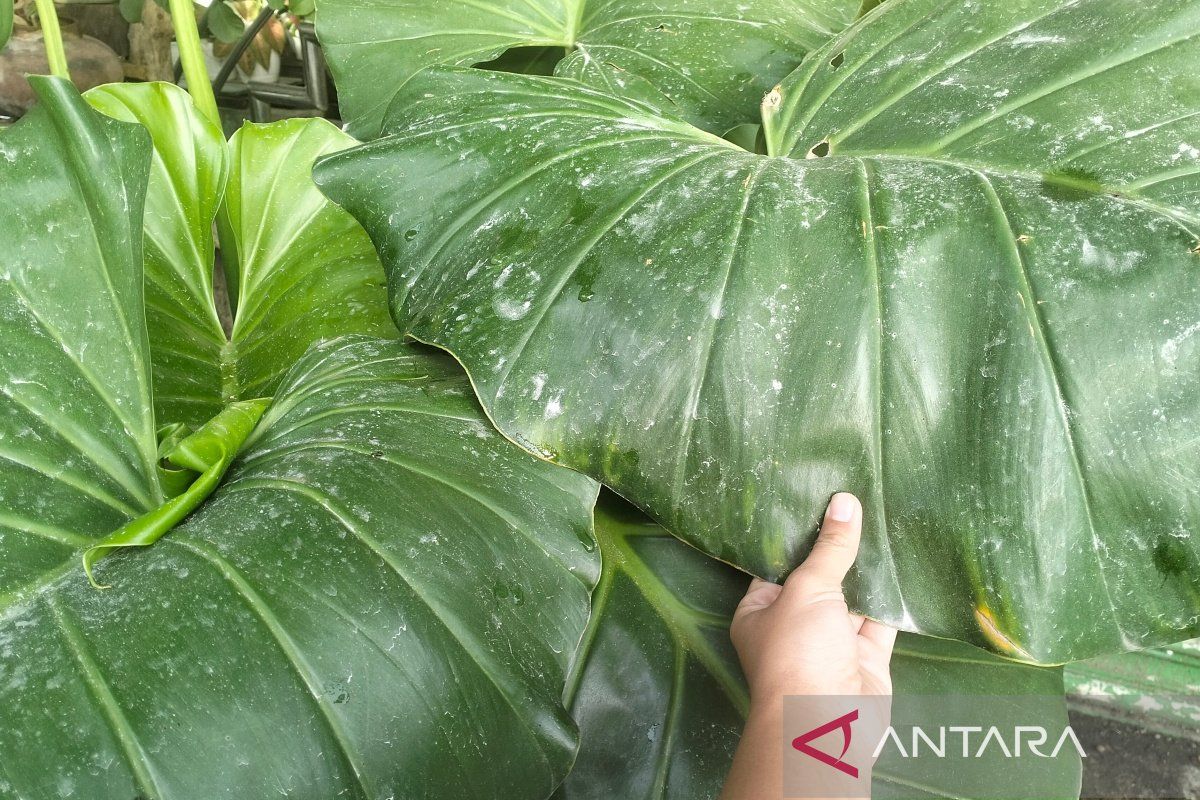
xmin=827 ymin=492 xmax=857 ymax=522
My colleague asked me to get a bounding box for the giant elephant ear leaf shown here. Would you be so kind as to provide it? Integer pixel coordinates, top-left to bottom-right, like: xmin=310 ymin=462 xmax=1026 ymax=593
xmin=559 ymin=498 xmax=1081 ymax=799
xmin=316 ymin=0 xmax=860 ymax=138
xmin=84 ymin=82 xmax=395 ymax=428
xmin=314 ymin=0 xmax=1200 ymax=664
xmin=0 ymin=77 xmax=161 ymax=580
xmin=1 ymin=82 xmax=601 ymax=797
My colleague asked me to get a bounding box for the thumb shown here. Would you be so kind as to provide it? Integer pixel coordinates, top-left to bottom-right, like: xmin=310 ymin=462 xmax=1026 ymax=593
xmin=734 ymin=577 xmax=783 ymax=618
xmin=786 ymin=492 xmax=862 ymax=596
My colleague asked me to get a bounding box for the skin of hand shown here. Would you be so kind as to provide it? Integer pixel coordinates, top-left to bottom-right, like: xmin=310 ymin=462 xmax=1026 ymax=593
xmin=720 ymin=492 xmax=897 ymax=800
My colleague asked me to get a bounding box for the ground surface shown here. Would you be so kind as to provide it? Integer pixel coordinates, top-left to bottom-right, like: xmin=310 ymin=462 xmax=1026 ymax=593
xmin=1072 ymin=710 xmax=1200 ymax=799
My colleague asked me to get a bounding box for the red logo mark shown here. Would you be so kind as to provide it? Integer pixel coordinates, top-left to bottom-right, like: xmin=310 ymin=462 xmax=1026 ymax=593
xmin=792 ymin=709 xmax=859 ymax=778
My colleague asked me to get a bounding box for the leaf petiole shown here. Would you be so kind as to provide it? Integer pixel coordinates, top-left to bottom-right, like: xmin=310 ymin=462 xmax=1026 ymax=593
xmin=32 ymin=0 xmax=68 ymax=79
xmin=165 ymin=0 xmax=220 ymax=127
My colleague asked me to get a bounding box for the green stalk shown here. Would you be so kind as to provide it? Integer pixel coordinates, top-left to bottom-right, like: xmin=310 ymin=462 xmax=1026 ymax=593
xmin=2 ymin=0 xmax=16 ymax=52
xmin=165 ymin=0 xmax=220 ymax=127
xmin=32 ymin=0 xmax=69 ymax=79
xmin=164 ymin=0 xmax=244 ymax=301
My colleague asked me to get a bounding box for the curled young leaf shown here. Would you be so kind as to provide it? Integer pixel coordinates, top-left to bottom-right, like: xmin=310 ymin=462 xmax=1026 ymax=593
xmin=81 ymin=397 xmax=269 ymax=587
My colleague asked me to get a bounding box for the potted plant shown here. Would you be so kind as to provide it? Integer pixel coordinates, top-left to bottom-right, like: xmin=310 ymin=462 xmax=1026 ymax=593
xmin=205 ymin=0 xmax=282 ymax=83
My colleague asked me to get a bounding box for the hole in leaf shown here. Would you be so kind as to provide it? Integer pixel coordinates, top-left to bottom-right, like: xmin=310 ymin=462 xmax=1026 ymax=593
xmin=830 ymin=51 xmax=845 ymax=68
xmin=475 ymin=46 xmax=564 ymax=76
xmin=808 ymin=141 xmax=830 ymax=158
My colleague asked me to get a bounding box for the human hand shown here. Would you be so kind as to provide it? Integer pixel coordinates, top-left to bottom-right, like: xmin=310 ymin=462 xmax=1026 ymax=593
xmin=730 ymin=492 xmax=896 ymax=702
xmin=720 ymin=493 xmax=896 ymax=800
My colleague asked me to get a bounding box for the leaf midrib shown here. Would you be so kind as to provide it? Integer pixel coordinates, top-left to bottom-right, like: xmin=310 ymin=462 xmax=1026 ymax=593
xmin=214 ymin=477 xmax=562 ymax=782
xmin=48 ymin=594 xmax=164 ymax=799
xmin=589 ymin=520 xmax=751 ymax=716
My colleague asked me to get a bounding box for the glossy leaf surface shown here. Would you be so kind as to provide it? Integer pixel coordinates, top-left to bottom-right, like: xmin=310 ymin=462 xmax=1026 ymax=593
xmin=0 ymin=340 xmax=600 ymax=800
xmin=84 ymin=83 xmax=230 ymax=428
xmin=316 ymin=0 xmax=859 ymax=138
xmin=315 ymin=0 xmax=1200 ymax=663
xmin=221 ymin=117 xmax=395 ymax=405
xmin=85 ymin=82 xmax=395 ymax=428
xmin=0 ymin=84 xmax=600 ymax=799
xmin=559 ymin=499 xmax=1081 ymax=799
xmin=557 ymin=498 xmax=749 ymax=800
xmin=0 ymin=78 xmax=160 ymax=582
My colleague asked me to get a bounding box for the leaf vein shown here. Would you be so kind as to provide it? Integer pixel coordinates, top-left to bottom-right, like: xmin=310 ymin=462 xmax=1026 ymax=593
xmin=193 ymin=481 xmax=560 ymax=779
xmin=974 ymin=170 xmax=1127 ymax=644
xmin=48 ymin=595 xmax=163 ymax=799
xmin=169 ymin=539 xmax=374 ymax=799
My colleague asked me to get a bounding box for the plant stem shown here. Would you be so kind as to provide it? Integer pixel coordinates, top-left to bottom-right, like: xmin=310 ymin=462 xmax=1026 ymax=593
xmin=166 ymin=0 xmax=220 ymax=127
xmin=165 ymin=0 xmax=244 ymax=294
xmin=32 ymin=0 xmax=69 ymax=79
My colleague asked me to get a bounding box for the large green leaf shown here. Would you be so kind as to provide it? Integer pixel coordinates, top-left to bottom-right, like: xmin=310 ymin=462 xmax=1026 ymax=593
xmin=1 ymin=83 xmax=601 ymax=798
xmin=313 ymin=0 xmax=1200 ymax=663
xmin=84 ymin=82 xmax=395 ymax=428
xmin=83 ymin=83 xmax=230 ymax=428
xmin=316 ymin=0 xmax=859 ymax=138
xmin=0 ymin=337 xmax=600 ymax=798
xmin=559 ymin=499 xmax=1081 ymax=799
xmin=221 ymin=118 xmax=395 ymax=402
xmin=0 ymin=77 xmax=160 ymax=576
xmin=557 ymin=497 xmax=749 ymax=800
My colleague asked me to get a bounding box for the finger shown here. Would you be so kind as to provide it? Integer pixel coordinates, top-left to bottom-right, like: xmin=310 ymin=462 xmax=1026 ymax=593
xmin=858 ymin=619 xmax=898 ymax=658
xmin=734 ymin=577 xmax=783 ymax=618
xmin=787 ymin=492 xmax=862 ymax=595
